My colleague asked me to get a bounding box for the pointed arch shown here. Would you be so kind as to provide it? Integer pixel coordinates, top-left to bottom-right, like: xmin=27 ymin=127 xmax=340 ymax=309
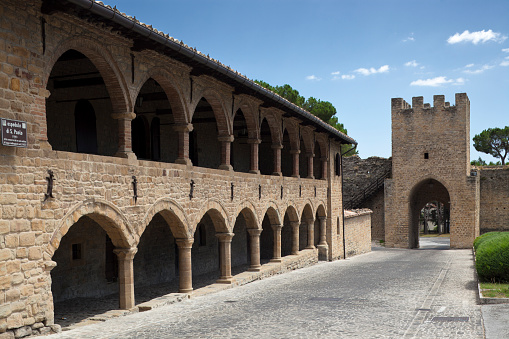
xmin=283 ymin=204 xmax=300 ymax=223
xmin=45 ymin=199 xmax=136 ymax=258
xmin=191 ymin=89 xmax=231 ymax=136
xmin=235 ymin=200 xmax=259 ymax=229
xmin=260 ymin=109 xmax=282 ymax=145
xmin=233 ymin=96 xmax=259 ymax=140
xmin=262 ymin=201 xmax=282 ymax=226
xmin=45 ymin=36 xmax=131 ymax=114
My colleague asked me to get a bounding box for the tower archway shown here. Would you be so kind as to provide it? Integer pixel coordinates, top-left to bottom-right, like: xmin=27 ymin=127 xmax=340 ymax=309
xmin=409 ymin=178 xmax=450 ymax=249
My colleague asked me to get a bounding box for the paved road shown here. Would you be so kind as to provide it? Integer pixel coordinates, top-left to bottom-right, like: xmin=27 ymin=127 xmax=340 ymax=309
xmin=48 ymin=239 xmax=485 ymax=338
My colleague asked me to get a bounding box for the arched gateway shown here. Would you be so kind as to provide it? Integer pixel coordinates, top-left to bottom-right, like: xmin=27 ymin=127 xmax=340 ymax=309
xmin=385 ymin=93 xmax=480 ymax=249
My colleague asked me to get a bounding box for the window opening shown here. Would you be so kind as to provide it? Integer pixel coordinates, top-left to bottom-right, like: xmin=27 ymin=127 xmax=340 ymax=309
xmin=71 ymin=243 xmax=82 ymax=260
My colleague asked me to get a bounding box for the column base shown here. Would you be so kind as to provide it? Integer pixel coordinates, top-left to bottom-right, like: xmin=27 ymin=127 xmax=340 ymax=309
xmin=292 ymin=174 xmax=300 ymax=178
xmin=305 ymin=245 xmax=316 ymax=250
xmin=249 ymin=170 xmax=260 ymax=175
xmin=115 ymin=151 xmax=137 ymax=161
xmin=317 ymin=244 xmax=329 ymax=261
xmin=179 ymin=288 xmax=193 ymax=293
xmin=248 ymin=266 xmax=261 ymax=272
xmin=270 ymin=258 xmax=283 ymax=263
xmin=216 ymin=277 xmax=233 ymax=284
xmin=291 ymin=251 xmax=299 ymax=255
xmin=307 ymin=175 xmax=315 ymax=179
xmin=175 ymin=157 xmax=193 ymax=166
xmin=272 ymin=172 xmax=282 ymax=176
xmin=218 ymin=164 xmax=233 ymax=171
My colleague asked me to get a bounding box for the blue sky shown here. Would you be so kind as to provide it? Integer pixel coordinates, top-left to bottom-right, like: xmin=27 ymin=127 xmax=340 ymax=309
xmin=103 ymin=0 xmax=509 ymax=163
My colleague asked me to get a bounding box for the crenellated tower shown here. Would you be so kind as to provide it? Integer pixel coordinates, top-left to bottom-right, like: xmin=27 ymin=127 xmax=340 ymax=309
xmin=385 ymin=93 xmax=479 ymax=249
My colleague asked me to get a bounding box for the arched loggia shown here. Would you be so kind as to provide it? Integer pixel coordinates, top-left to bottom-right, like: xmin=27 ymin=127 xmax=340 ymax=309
xmin=231 ymin=109 xmax=251 ymax=173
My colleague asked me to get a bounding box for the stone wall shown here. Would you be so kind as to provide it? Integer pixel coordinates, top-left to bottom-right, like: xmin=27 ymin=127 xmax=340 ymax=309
xmin=344 ymin=209 xmax=372 ymax=257
xmin=478 ymin=166 xmax=509 ymax=233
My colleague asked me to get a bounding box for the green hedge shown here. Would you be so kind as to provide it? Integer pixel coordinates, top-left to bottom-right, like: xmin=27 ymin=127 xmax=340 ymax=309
xmin=474 ymin=232 xmax=509 ymax=283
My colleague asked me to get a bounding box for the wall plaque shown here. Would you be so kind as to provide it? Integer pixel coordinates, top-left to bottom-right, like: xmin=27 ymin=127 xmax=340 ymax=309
xmin=1 ymin=118 xmax=27 ymax=148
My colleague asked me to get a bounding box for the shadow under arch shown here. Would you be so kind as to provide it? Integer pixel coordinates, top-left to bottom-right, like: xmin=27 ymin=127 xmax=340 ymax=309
xmin=45 ymin=37 xmax=131 ymax=114
xmin=140 ymin=198 xmax=191 ymax=239
xmin=409 ymin=177 xmax=451 ymax=249
xmin=46 ymin=199 xmax=136 ymax=258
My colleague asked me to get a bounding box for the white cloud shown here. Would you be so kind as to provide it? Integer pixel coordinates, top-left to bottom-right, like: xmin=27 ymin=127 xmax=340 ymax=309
xmin=306 ymin=75 xmax=321 ymax=81
xmin=403 ymin=33 xmax=415 ymax=42
xmin=463 ymin=64 xmax=494 ymax=74
xmin=410 ymin=76 xmax=465 ymax=87
xmin=354 ymin=65 xmax=390 ymax=76
xmin=331 ymin=71 xmax=340 ymax=75
xmin=405 ymin=60 xmax=419 ymax=67
xmin=501 ymin=57 xmax=509 ymax=66
xmin=447 ymin=29 xmax=507 ymax=44
xmin=341 ymin=74 xmax=355 ymax=80
xmin=502 ymin=48 xmax=509 ymax=53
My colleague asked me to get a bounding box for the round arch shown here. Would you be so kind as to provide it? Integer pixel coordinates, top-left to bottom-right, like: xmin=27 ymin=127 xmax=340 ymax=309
xmin=262 ymin=202 xmax=282 ymax=226
xmin=282 ymin=203 xmax=300 ymax=223
xmin=408 ymin=177 xmax=451 ymax=248
xmin=235 ymin=200 xmax=259 ymax=229
xmin=45 ymin=199 xmax=136 ymax=259
xmin=316 ymin=204 xmax=327 ymax=218
xmin=190 ymin=89 xmax=231 ymax=136
xmin=141 ymin=198 xmax=191 ymax=239
xmin=260 ymin=110 xmax=282 ymax=145
xmin=232 ymin=98 xmax=259 ymax=140
xmin=195 ymin=199 xmax=231 ymax=233
xmin=134 ymin=68 xmax=189 ymax=125
xmin=44 ymin=36 xmax=130 ymax=114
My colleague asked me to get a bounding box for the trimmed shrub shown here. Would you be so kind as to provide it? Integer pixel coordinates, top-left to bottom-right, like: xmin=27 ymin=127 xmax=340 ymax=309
xmin=474 ymin=232 xmax=509 ymax=283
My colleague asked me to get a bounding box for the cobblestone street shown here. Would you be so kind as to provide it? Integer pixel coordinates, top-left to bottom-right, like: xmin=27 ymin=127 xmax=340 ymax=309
xmin=47 ymin=239 xmax=484 ymax=338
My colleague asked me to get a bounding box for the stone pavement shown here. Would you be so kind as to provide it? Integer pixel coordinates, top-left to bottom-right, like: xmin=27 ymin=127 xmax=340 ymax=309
xmin=45 ymin=239 xmax=498 ymax=338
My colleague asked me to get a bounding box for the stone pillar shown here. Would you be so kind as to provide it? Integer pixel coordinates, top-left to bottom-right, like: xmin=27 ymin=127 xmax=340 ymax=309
xmin=248 ymin=138 xmax=261 ymax=174
xmin=290 ymin=221 xmax=300 ymax=255
xmin=316 ymin=216 xmax=329 ymax=260
xmin=272 ymin=144 xmax=283 ymax=176
xmin=218 ymin=135 xmax=234 ymax=171
xmin=247 ymin=228 xmax=262 ymax=271
xmin=305 ymin=218 xmax=315 ymax=249
xmin=174 ymin=123 xmax=193 ymax=165
xmin=290 ymin=149 xmax=300 ymax=178
xmin=112 ymin=112 xmax=137 ymax=160
xmin=216 ymin=232 xmax=234 ymax=283
xmin=113 ymin=247 xmax=138 ymax=309
xmin=176 ymin=238 xmax=194 ymax=293
xmin=270 ymin=224 xmax=282 ymax=262
xmin=307 ymin=153 xmax=314 ymax=179
xmin=321 ymin=157 xmax=328 ymax=180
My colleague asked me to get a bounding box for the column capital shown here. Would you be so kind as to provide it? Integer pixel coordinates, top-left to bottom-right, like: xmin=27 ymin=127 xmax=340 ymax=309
xmin=290 ymin=149 xmax=301 ymax=155
xmin=247 ymin=228 xmax=262 ymax=236
xmin=271 ymin=143 xmax=283 ymax=150
xmin=318 ymin=216 xmax=327 ymax=221
xmin=216 ymin=232 xmax=234 ymax=242
xmin=218 ymin=135 xmax=234 ymax=143
xmin=113 ymin=247 xmax=138 ymax=260
xmin=247 ymin=138 xmax=261 ymax=144
xmin=271 ymin=224 xmax=282 ymax=232
xmin=307 ymin=218 xmax=315 ymax=224
xmin=307 ymin=152 xmax=315 ymax=158
xmin=320 ymin=157 xmax=328 ymax=162
xmin=111 ymin=112 xmax=136 ymax=120
xmin=173 ymin=123 xmax=194 ymax=133
xmin=176 ymin=238 xmax=194 ymax=249
xmin=290 ymin=221 xmax=300 ymax=229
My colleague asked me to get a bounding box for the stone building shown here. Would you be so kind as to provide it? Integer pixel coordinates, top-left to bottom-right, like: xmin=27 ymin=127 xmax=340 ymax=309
xmin=0 ymin=0 xmax=372 ymax=337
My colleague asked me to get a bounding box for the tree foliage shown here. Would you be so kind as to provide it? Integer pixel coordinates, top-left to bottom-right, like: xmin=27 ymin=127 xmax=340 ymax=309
xmin=254 ymin=80 xmax=356 ymax=155
xmin=473 ymin=127 xmax=509 ymax=166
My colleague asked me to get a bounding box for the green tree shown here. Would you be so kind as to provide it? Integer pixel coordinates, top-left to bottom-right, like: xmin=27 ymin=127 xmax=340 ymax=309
xmin=473 ymin=127 xmax=509 ymax=166
xmin=254 ymin=80 xmax=356 ymax=155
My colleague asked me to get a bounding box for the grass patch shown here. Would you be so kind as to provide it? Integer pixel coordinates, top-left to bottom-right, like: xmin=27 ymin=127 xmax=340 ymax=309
xmin=419 ymin=233 xmax=450 ymax=238
xmin=480 ymin=282 xmax=509 ymax=298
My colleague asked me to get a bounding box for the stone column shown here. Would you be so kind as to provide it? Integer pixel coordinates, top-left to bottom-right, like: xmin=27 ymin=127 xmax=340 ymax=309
xmin=272 ymin=144 xmax=283 ymax=176
xmin=176 ymin=238 xmax=194 ymax=293
xmin=290 ymin=149 xmax=300 ymax=178
xmin=112 ymin=112 xmax=137 ymax=160
xmin=270 ymin=224 xmax=282 ymax=262
xmin=247 ymin=138 xmax=261 ymax=174
xmin=321 ymin=157 xmax=328 ymax=179
xmin=174 ymin=123 xmax=193 ymax=165
xmin=318 ymin=216 xmax=327 ymax=246
xmin=307 ymin=153 xmax=314 ymax=179
xmin=247 ymin=228 xmax=262 ymax=271
xmin=305 ymin=218 xmax=315 ymax=249
xmin=290 ymin=221 xmax=300 ymax=255
xmin=218 ymin=135 xmax=234 ymax=171
xmin=216 ymin=233 xmax=234 ymax=283
xmin=113 ymin=247 xmax=138 ymax=309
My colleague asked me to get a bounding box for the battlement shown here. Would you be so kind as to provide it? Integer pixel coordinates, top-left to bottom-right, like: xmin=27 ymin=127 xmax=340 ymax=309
xmin=391 ymin=93 xmax=469 ymax=111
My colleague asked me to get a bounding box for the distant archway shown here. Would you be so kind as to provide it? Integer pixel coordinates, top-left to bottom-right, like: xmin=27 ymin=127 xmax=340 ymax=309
xmin=409 ymin=178 xmax=450 ymax=249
